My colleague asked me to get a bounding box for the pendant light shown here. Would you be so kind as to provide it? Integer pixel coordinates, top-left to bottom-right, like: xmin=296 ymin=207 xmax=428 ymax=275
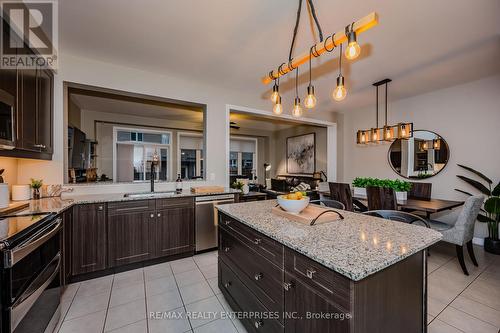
xmin=345 ymin=24 xmax=361 ymax=60
xmin=270 ymin=79 xmax=280 ymax=103
xmin=273 ymin=96 xmax=283 ymax=115
xmin=292 ymin=67 xmax=303 ymax=117
xmin=333 ymin=44 xmax=347 ymax=101
xmin=304 ymin=48 xmax=317 ymax=109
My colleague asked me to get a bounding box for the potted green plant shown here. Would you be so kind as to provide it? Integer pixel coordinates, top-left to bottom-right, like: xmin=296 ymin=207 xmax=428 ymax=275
xmin=30 ymin=178 xmax=43 ymax=200
xmin=455 ymin=164 xmax=500 ymax=255
xmin=0 ymin=169 xmax=8 ymax=208
xmin=352 ymin=177 xmax=412 ymax=201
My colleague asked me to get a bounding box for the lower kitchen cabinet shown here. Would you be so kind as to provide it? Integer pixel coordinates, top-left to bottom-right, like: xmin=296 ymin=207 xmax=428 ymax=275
xmin=107 ymin=200 xmax=156 ymax=266
xmin=71 ymin=203 xmax=107 ymax=275
xmin=155 ymin=206 xmax=194 ymax=257
xmin=61 ymin=207 xmax=73 ymax=286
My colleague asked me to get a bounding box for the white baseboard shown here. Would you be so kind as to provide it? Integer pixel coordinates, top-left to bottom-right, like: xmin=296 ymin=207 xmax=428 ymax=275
xmin=472 ymin=237 xmax=484 ymax=246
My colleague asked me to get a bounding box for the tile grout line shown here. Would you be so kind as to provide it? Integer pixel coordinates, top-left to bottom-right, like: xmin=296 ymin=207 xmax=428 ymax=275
xmin=101 ymin=275 xmax=115 ymax=333
xmin=143 ymin=268 xmax=150 ymax=333
xmin=57 ymin=283 xmax=81 ymax=331
xmin=432 ymin=258 xmax=493 ymax=327
xmin=171 ymin=261 xmax=195 ymax=332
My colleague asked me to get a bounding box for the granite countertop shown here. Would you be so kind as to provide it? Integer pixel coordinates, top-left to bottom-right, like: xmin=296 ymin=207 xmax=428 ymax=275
xmin=216 ymin=200 xmax=442 ymax=281
xmin=13 ymin=188 xmax=240 ymax=215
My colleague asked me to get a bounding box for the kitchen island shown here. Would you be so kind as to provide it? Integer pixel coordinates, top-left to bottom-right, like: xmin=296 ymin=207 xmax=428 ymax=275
xmin=216 ymin=200 xmax=442 ymax=333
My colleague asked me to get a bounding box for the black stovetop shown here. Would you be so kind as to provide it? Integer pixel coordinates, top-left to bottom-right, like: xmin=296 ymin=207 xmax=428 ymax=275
xmin=0 ymin=213 xmax=54 ymax=248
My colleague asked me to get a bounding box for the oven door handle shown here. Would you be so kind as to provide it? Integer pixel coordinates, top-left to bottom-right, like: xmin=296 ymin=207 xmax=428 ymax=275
xmin=5 ymin=217 xmax=62 ymax=268
xmin=10 ymin=252 xmax=61 ymax=332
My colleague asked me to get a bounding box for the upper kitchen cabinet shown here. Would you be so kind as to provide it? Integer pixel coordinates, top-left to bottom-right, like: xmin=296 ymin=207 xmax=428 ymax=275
xmin=0 ymin=21 xmax=54 ymax=160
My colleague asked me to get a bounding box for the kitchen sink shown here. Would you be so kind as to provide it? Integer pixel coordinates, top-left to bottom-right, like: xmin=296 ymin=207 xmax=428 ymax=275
xmin=124 ymin=191 xmax=177 ymax=198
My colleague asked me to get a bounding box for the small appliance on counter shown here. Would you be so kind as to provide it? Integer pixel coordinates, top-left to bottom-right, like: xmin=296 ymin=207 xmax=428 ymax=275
xmin=11 ymin=185 xmax=31 ymax=201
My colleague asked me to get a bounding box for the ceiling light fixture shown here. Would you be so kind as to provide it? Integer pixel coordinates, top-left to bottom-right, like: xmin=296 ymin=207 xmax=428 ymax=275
xmin=292 ymin=68 xmax=303 ymax=117
xmin=345 ymin=23 xmax=361 ymax=60
xmin=357 ymin=79 xmax=413 ymax=145
xmin=262 ymin=4 xmax=379 ymax=114
xmin=304 ymin=47 xmax=317 ymax=109
xmin=333 ymin=44 xmax=347 ymax=102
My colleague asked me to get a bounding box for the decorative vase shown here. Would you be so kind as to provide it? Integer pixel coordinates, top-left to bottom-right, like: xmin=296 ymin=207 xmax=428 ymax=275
xmin=0 ymin=183 xmax=9 ymax=208
xmin=242 ymin=184 xmax=250 ymax=195
xmin=33 ymin=188 xmax=41 ymax=200
xmin=396 ymin=191 xmax=408 ymax=201
xmin=353 ymin=187 xmax=367 ymax=198
xmin=484 ymin=237 xmax=500 ymax=255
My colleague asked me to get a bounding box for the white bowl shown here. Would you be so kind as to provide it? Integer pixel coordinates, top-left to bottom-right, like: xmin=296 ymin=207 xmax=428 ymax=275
xmin=277 ymin=195 xmax=310 ymax=214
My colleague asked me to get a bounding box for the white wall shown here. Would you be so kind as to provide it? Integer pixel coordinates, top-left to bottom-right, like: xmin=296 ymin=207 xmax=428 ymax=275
xmin=339 ymin=75 xmax=500 ymax=238
xmin=16 ymin=53 xmax=282 ymax=194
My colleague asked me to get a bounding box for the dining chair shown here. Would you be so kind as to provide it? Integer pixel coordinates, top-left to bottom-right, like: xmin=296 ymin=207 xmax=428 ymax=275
xmin=362 ymin=210 xmax=430 ymax=228
xmin=427 ymin=195 xmax=484 ymax=276
xmin=310 ymin=199 xmax=345 ymax=210
xmin=328 ymin=182 xmax=367 ymax=212
xmin=409 ymin=182 xmax=432 ymax=201
xmin=366 ymin=186 xmax=398 ymax=211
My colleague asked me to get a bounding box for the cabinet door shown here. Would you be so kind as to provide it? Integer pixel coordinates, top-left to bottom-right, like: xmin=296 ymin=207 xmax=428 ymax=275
xmin=155 ymin=207 xmax=194 ymax=257
xmin=19 ymin=66 xmax=38 ymax=151
xmin=284 ymin=272 xmax=350 ymax=333
xmin=72 ymin=204 xmax=107 ymax=275
xmin=62 ymin=208 xmax=73 ymax=285
xmin=36 ymin=69 xmax=53 ymax=154
xmin=108 ymin=210 xmax=155 ymax=267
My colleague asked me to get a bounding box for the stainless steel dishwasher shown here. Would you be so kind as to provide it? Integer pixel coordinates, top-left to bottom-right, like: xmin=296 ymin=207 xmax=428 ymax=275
xmin=195 ymin=194 xmax=235 ymax=252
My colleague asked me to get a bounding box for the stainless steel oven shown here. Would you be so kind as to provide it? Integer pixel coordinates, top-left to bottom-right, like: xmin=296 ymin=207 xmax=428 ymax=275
xmin=0 ymin=89 xmax=15 ymax=150
xmin=1 ymin=214 xmax=62 ymax=333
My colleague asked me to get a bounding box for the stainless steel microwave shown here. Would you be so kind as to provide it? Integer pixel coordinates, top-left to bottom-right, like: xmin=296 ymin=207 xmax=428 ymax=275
xmin=0 ymin=89 xmax=15 ymax=150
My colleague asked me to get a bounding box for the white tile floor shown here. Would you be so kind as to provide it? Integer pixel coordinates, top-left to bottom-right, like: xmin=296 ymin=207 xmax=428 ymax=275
xmin=54 ymin=243 xmax=500 ymax=333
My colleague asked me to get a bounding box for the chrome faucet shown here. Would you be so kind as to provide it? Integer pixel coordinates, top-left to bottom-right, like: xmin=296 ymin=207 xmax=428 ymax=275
xmin=151 ymin=151 xmax=159 ymax=192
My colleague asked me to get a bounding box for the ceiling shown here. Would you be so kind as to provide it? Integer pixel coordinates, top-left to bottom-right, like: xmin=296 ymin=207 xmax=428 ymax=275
xmin=60 ymin=0 xmax=500 ymax=114
xmin=229 ymin=112 xmax=324 ymax=132
xmin=70 ymin=93 xmax=204 ymax=123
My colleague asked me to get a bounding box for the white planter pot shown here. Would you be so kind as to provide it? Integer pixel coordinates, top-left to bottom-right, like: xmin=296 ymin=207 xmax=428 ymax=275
xmin=353 ymin=187 xmax=367 ymax=198
xmin=0 ymin=183 xmax=9 ymax=209
xmin=242 ymin=184 xmax=250 ymax=194
xmin=396 ymin=191 xmax=408 ymax=201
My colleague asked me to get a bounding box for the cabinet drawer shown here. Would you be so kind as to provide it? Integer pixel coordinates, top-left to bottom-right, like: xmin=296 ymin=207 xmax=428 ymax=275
xmin=108 ymin=200 xmax=155 ymax=215
xmin=285 ymin=247 xmax=351 ymax=311
xmin=219 ymin=214 xmax=283 ymax=267
xmin=220 ymin=228 xmax=283 ymax=315
xmin=156 ymin=197 xmax=194 ymax=210
xmin=219 ymin=258 xmax=284 ymax=333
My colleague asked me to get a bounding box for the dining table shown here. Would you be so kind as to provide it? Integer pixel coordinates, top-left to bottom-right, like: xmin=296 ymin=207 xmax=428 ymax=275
xmin=320 ymin=191 xmax=464 ymax=218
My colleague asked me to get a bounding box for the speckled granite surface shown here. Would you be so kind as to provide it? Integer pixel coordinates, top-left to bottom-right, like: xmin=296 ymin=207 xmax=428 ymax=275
xmin=13 ymin=189 xmax=239 ymax=215
xmin=216 ymin=200 xmax=442 ymax=281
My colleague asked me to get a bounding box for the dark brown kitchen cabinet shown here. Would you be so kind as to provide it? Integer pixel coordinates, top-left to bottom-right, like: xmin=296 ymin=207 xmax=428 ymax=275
xmin=283 ymin=272 xmax=350 ymax=332
xmin=0 ymin=19 xmax=53 ymax=159
xmin=155 ymin=206 xmax=194 ymax=257
xmin=62 ymin=207 xmax=73 ymax=286
xmin=107 ymin=200 xmax=156 ymax=266
xmin=72 ymin=203 xmax=107 ymax=275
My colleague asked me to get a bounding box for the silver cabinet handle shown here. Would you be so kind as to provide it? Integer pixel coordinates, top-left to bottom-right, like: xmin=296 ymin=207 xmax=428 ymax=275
xmin=98 ymin=205 xmax=104 ymax=211
xmin=283 ymin=282 xmax=294 ymax=291
xmin=157 ymin=213 xmax=161 ymax=217
xmin=224 ymin=247 xmax=231 ymax=252
xmin=34 ymin=144 xmax=46 ymax=149
xmin=254 ymin=273 xmax=263 ymax=281
xmin=224 ymin=220 xmax=231 ymax=225
xmin=150 ymin=213 xmax=155 ymax=218
xmin=306 ymin=269 xmax=316 ymax=279
xmin=224 ymin=282 xmax=231 ymax=288
xmin=253 ymin=238 xmax=261 ymax=245
xmin=254 ymin=320 xmax=263 ymax=329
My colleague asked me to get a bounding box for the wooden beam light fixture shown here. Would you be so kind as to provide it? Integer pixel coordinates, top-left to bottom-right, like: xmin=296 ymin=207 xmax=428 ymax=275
xmin=262 ymin=12 xmax=379 ymax=85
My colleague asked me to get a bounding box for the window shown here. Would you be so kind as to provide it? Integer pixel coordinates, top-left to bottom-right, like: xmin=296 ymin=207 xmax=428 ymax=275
xmin=114 ymin=127 xmax=171 ymax=182
xmin=229 ymin=137 xmax=257 ymax=180
xmin=178 ymin=133 xmax=204 ymax=180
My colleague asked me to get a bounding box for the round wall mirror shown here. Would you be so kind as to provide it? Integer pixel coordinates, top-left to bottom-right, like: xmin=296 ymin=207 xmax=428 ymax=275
xmin=388 ymin=130 xmax=449 ymax=179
